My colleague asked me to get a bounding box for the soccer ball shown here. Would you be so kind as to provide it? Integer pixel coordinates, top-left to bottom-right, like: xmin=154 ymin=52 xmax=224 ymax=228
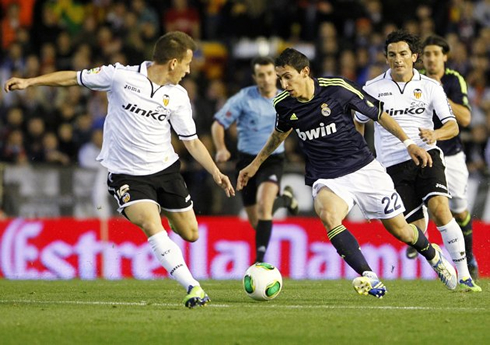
xmin=243 ymin=262 xmax=283 ymax=301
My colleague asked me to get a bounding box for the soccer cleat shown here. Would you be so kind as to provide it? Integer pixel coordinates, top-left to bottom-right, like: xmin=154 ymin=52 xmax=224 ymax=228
xmin=467 ymin=258 xmax=479 ymax=281
xmin=283 ymin=185 xmax=299 ymax=215
xmin=183 ymin=285 xmax=210 ymax=308
xmin=405 ymin=245 xmax=418 ymax=259
xmin=459 ymin=277 xmax=482 ymax=292
xmin=352 ymin=271 xmax=387 ymax=299
xmin=429 ymin=244 xmax=457 ymax=290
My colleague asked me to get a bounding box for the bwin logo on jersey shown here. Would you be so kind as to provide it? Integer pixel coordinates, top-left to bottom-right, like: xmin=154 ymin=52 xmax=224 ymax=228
xmin=122 ymin=103 xmax=170 ymax=121
xmin=296 ymin=122 xmax=337 ymax=141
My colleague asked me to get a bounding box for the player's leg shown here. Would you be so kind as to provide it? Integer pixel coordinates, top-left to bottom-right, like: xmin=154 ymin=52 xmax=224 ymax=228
xmin=351 ymin=159 xmax=456 ymax=290
xmin=445 ymin=152 xmax=478 ymax=279
xmin=125 ymin=203 xmax=209 ymax=306
xmin=405 ymin=205 xmax=429 ymax=259
xmin=107 ymin=168 xmax=209 ymax=307
xmin=427 ymin=196 xmax=481 ymax=291
xmin=381 ymin=213 xmax=457 ymax=289
xmin=314 ymin=185 xmax=386 ymax=298
xmin=272 ymin=185 xmax=299 ymax=215
xmin=420 ymin=150 xmax=480 ymax=290
xmin=453 ymin=209 xmax=478 ymax=279
xmin=313 ymin=184 xmax=376 ymax=279
xmin=254 ymin=181 xmax=279 ymax=262
xmin=268 ymin=154 xmax=299 ymax=215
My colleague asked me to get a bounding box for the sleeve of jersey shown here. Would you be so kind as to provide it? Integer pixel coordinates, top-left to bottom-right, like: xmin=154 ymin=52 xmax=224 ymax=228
xmin=348 ymin=82 xmax=383 ymax=122
xmin=77 ymin=65 xmax=116 ymax=92
xmin=450 ymin=74 xmax=472 ymax=110
xmin=213 ymin=92 xmax=242 ymax=129
xmin=274 ymin=102 xmax=292 ymax=133
xmin=171 ymin=97 xmax=198 ymax=141
xmin=433 ymin=84 xmax=457 ymax=124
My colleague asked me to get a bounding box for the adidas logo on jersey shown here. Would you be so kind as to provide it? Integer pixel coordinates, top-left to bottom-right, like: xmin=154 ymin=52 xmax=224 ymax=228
xmin=122 ymin=103 xmax=170 ymax=121
xmin=296 ymin=122 xmax=337 ymax=141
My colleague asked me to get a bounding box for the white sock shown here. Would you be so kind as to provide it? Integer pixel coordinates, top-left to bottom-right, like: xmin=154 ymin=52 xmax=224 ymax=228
xmin=437 ymin=218 xmax=470 ymax=280
xmin=148 ymin=231 xmax=199 ymax=291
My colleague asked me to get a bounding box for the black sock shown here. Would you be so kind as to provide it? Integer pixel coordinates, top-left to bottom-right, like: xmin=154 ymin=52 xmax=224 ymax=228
xmin=457 ymin=214 xmax=474 ymax=262
xmin=328 ymin=225 xmax=371 ymax=275
xmin=272 ymin=195 xmax=290 ymax=214
xmin=409 ymin=224 xmax=436 ymax=261
xmin=255 ymin=220 xmax=273 ymax=262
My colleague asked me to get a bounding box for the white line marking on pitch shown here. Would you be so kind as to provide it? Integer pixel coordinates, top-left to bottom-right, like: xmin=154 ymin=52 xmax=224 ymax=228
xmin=0 ymin=300 xmax=486 ymax=311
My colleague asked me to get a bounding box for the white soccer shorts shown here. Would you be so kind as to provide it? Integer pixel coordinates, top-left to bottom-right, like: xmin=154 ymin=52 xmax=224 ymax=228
xmin=444 ymin=151 xmax=469 ymax=213
xmin=312 ymin=159 xmax=406 ymax=220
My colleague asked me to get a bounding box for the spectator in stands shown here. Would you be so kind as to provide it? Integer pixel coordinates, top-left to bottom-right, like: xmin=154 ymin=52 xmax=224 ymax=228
xmin=0 ymin=129 xmax=27 ymax=164
xmin=40 ymin=132 xmax=70 ymax=165
xmin=164 ymin=0 xmax=201 ymax=39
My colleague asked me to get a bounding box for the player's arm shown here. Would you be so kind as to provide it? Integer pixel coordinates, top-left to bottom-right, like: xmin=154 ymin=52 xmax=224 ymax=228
xmin=354 ymin=117 xmax=365 ymax=135
xmin=4 ymin=71 xmax=78 ymax=92
xmin=183 ymin=138 xmax=235 ymax=197
xmin=378 ymin=112 xmax=432 ymax=168
xmin=447 ymin=98 xmax=471 ymax=127
xmin=237 ymin=129 xmax=291 ymax=190
xmin=211 ymin=121 xmax=231 ymax=163
xmin=419 ymin=119 xmax=458 ymax=144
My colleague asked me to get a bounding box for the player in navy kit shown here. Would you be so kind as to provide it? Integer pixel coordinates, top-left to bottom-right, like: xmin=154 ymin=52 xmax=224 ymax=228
xmin=237 ymin=48 xmax=457 ymax=298
xmin=211 ymin=56 xmax=298 ymax=263
xmin=4 ymin=31 xmax=235 ymax=307
xmin=355 ymin=30 xmax=480 ymax=292
xmin=414 ymin=34 xmax=478 ymax=279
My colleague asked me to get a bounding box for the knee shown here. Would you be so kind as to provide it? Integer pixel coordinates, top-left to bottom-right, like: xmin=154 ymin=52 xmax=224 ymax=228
xmin=136 ymin=219 xmax=164 ymax=237
xmin=317 ymin=209 xmax=341 ymax=230
xmin=396 ymin=226 xmax=414 ymax=243
xmin=182 ymin=232 xmax=199 ymax=242
xmin=256 ymin=201 xmax=272 ymax=219
xmin=383 ymin=217 xmax=415 ymax=243
xmin=429 ymin=200 xmax=451 ymax=224
xmin=174 ymin=220 xmax=199 ymax=242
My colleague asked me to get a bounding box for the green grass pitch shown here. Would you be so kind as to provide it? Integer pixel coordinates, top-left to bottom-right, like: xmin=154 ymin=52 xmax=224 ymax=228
xmin=1 ymin=279 xmax=489 ymax=345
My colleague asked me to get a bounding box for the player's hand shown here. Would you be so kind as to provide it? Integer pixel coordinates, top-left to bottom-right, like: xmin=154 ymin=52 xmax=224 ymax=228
xmin=418 ymin=127 xmax=437 ymax=145
xmin=237 ymin=164 xmax=258 ymax=191
xmin=215 ymin=149 xmax=231 ymax=163
xmin=407 ymin=144 xmax=432 ymax=168
xmin=4 ymin=77 xmax=29 ymax=93
xmin=213 ymin=172 xmax=235 ymax=197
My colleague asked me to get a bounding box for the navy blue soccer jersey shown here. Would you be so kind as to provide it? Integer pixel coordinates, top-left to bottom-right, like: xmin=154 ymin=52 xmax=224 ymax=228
xmin=423 ymin=68 xmax=470 ymax=156
xmin=274 ymin=77 xmax=383 ymax=185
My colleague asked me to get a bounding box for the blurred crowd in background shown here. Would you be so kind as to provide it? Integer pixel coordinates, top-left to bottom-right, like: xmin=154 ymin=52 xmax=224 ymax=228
xmin=1 ymin=0 xmax=490 ymax=215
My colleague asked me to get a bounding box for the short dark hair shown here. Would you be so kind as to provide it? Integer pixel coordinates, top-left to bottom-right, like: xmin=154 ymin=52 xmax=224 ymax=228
xmin=152 ymin=31 xmax=197 ymax=64
xmin=385 ymin=29 xmax=421 ymax=56
xmin=275 ymin=48 xmax=310 ymax=73
xmin=422 ymin=35 xmax=450 ymax=54
xmin=250 ymin=56 xmax=275 ymax=72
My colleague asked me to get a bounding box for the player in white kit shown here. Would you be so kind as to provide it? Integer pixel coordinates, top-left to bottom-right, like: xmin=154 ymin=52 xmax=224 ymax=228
xmin=355 ymin=29 xmax=480 ymax=292
xmin=417 ymin=34 xmax=478 ymax=280
xmin=4 ymin=31 xmax=236 ymax=307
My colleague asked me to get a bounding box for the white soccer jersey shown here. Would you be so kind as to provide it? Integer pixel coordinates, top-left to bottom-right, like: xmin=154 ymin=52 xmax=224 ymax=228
xmin=355 ymin=68 xmax=456 ymax=168
xmin=77 ymin=62 xmax=197 ymax=176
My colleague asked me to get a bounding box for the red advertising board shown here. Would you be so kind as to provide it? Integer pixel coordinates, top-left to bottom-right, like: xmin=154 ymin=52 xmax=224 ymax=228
xmin=0 ymin=217 xmax=488 ymax=280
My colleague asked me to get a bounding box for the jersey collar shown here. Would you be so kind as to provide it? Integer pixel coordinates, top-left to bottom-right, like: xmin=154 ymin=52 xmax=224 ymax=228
xmin=139 ymin=61 xmax=152 ymax=75
xmin=385 ymin=68 xmax=421 ymax=82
